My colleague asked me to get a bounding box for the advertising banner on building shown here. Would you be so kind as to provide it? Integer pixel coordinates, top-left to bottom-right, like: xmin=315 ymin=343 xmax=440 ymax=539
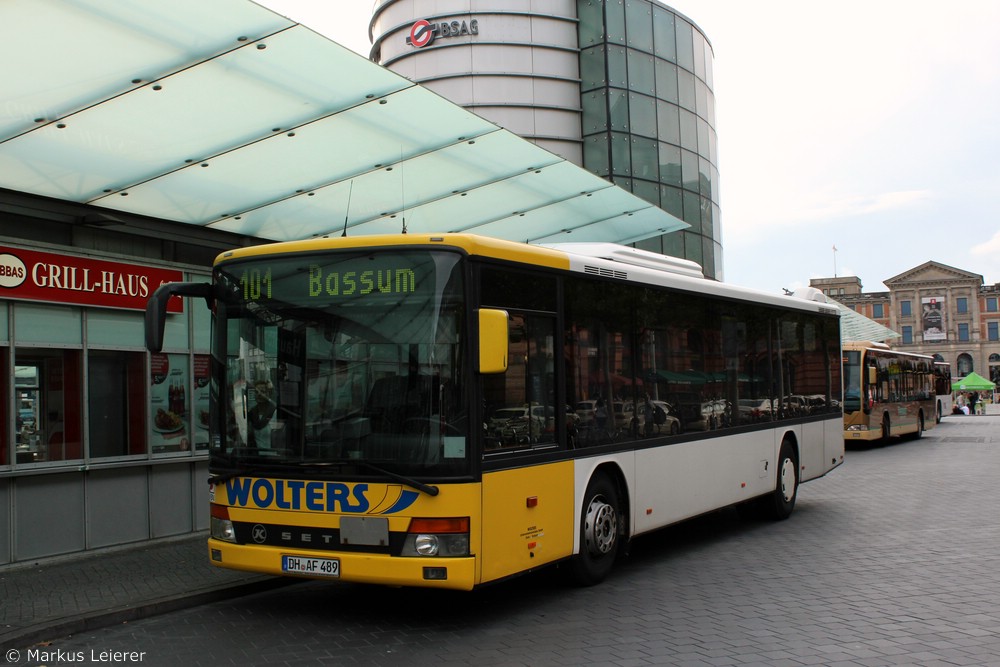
xmin=150 ymin=353 xmax=191 ymax=452
xmin=0 ymin=245 xmax=183 ymax=312
xmin=922 ymin=296 xmax=946 ymax=341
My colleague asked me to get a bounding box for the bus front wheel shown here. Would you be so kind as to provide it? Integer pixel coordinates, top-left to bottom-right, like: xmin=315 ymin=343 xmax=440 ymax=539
xmin=568 ymin=473 xmax=621 ymax=586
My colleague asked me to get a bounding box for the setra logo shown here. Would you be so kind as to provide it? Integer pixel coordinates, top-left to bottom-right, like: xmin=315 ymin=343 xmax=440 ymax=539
xmin=0 ymin=253 xmax=27 ymax=288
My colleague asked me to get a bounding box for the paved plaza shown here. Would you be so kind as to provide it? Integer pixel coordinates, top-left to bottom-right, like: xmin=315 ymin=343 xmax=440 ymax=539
xmin=3 ymin=411 xmax=999 ymax=666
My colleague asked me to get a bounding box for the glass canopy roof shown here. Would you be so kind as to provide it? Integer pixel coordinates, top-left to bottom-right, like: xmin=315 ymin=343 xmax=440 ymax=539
xmin=0 ymin=0 xmax=688 ymax=245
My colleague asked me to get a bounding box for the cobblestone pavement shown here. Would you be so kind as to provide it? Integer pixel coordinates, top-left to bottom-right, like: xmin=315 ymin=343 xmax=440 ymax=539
xmin=4 ymin=413 xmax=1000 ymax=666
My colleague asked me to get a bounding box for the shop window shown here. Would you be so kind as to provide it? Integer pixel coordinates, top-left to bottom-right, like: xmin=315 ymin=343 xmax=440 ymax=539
xmin=14 ymin=349 xmax=82 ymax=464
xmin=0 ymin=347 xmax=7 ymax=466
xmin=88 ymin=351 xmax=147 ymax=458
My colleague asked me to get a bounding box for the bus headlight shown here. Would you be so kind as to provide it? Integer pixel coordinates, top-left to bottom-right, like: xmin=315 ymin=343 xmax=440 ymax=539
xmin=401 ymin=517 xmax=470 ymax=557
xmin=210 ymin=504 xmax=238 ymax=543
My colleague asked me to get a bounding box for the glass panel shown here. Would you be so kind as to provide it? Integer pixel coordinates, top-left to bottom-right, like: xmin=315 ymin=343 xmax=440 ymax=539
xmin=86 ymin=309 xmax=144 ymax=347
xmin=611 ymin=132 xmax=632 ymax=176
xmin=14 ymin=349 xmax=82 ymax=464
xmin=678 ymin=69 xmax=696 ymax=112
xmin=698 ymin=155 xmax=712 ymax=198
xmin=580 ymin=45 xmax=607 ymax=91
xmin=627 ymin=49 xmax=655 ymax=95
xmin=608 ymin=89 xmax=630 ymax=131
xmin=606 ymin=0 xmax=626 ymax=44
xmin=700 ymin=237 xmax=716 ymax=280
xmin=655 ymin=59 xmax=679 ymax=104
xmin=656 ymin=100 xmax=680 ymax=145
xmin=150 ymin=353 xmax=191 ymax=455
xmin=213 ymin=250 xmax=469 ymax=478
xmin=631 ymin=136 xmax=658 ymax=181
xmin=658 ymin=142 xmax=682 ymax=186
xmin=582 ymin=90 xmax=609 ymax=134
xmin=679 ymin=108 xmax=698 ymax=151
xmin=660 ymin=184 xmax=683 ymax=218
xmin=14 ymin=303 xmax=81 ymax=345
xmin=675 ymin=18 xmax=695 ymax=72
xmin=625 ymin=1 xmax=653 ymax=52
xmin=632 ymin=179 xmax=659 ymax=207
xmin=681 ymin=149 xmax=699 ymax=191
xmin=652 ymin=6 xmax=676 ymax=62
xmin=628 ymin=93 xmax=657 ymax=138
xmin=703 ymin=39 xmax=715 ymax=88
xmin=584 ymin=134 xmax=611 ymax=176
xmin=577 ymin=0 xmax=606 ymax=46
xmin=696 ymin=79 xmax=710 ymax=122
xmin=0 ymin=302 xmax=8 ymax=342
xmin=607 ymin=46 xmax=628 ymax=88
xmin=683 ymin=191 xmax=702 ymax=232
xmin=683 ymin=230 xmax=704 ymax=266
xmin=662 ymin=221 xmax=684 ymax=254
xmin=692 ymin=29 xmax=707 ymax=81
xmin=89 ymin=351 xmax=147 ymax=457
xmin=2 ymin=1 xmax=688 ymax=251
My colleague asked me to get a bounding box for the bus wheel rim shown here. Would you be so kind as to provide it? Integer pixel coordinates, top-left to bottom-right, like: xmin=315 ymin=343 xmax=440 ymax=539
xmin=779 ymin=457 xmax=796 ymax=502
xmin=584 ymin=496 xmax=617 ymax=556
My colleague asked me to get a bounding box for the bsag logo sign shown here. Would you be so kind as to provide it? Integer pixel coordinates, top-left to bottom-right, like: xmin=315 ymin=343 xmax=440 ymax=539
xmin=0 ymin=253 xmax=27 ymax=288
xmin=406 ymin=17 xmax=479 ymax=48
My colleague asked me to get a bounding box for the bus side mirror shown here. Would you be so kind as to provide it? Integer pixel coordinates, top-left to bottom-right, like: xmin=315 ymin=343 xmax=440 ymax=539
xmin=477 ymin=308 xmax=508 ymax=374
xmin=145 ymin=282 xmax=215 ymax=352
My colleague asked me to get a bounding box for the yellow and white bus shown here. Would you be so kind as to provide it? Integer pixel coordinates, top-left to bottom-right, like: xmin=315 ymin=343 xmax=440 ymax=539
xmin=842 ymin=341 xmax=936 ymax=442
xmin=146 ymin=234 xmax=844 ymax=590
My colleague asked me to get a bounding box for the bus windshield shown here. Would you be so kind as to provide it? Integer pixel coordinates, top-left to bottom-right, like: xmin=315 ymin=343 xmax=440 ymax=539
xmin=212 ymin=249 xmax=470 ymax=478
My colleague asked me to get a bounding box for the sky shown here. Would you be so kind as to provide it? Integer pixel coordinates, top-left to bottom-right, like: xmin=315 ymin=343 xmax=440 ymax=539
xmin=257 ymin=0 xmax=1000 ymax=294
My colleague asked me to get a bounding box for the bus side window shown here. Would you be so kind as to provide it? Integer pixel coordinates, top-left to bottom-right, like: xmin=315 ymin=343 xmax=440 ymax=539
xmin=482 ymin=313 xmax=557 ymax=450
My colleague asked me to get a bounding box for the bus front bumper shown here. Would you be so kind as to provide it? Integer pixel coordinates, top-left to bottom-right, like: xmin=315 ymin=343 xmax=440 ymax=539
xmin=207 ymin=539 xmax=478 ymax=590
xmin=844 ymin=427 xmax=881 ymax=441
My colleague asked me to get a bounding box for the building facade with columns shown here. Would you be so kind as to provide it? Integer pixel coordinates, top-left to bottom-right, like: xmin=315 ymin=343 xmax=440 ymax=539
xmin=812 ymin=262 xmax=1000 ymax=384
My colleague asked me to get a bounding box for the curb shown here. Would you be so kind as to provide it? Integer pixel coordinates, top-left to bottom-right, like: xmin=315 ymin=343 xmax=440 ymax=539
xmin=1 ymin=576 xmax=299 ymax=653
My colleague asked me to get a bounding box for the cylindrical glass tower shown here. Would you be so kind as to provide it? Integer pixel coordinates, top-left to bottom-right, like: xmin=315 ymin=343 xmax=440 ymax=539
xmin=371 ymin=0 xmax=721 ymax=280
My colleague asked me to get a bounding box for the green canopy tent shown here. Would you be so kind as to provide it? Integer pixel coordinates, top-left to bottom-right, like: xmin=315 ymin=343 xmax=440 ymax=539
xmin=951 ymin=372 xmax=996 ymax=392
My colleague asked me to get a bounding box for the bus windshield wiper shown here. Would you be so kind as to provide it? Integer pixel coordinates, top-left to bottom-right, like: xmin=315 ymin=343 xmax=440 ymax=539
xmin=300 ymin=460 xmax=439 ymax=497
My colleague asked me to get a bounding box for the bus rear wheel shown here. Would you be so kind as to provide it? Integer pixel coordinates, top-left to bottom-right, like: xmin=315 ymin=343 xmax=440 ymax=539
xmin=568 ymin=473 xmax=621 ymax=586
xmin=761 ymin=440 xmax=798 ymax=520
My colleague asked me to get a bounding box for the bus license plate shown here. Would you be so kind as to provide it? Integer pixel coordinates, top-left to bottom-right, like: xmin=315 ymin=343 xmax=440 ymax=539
xmin=282 ymin=554 xmax=340 ymax=577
